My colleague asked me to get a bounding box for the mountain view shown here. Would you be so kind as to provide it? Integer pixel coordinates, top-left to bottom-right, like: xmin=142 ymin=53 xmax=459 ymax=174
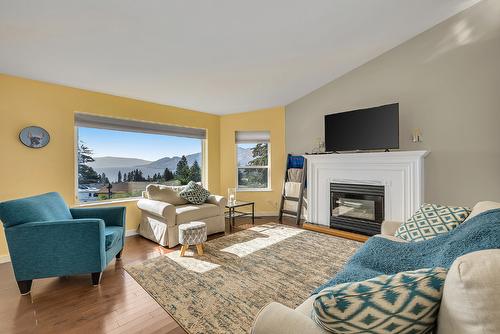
xmin=88 ymin=147 xmax=253 ymax=182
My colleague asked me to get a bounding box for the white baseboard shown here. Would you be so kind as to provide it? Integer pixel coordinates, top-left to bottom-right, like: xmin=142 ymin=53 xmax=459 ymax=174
xmin=0 ymin=255 xmax=11 ymax=264
xmin=254 ymin=211 xmax=279 ymax=217
xmin=125 ymin=229 xmax=139 ymax=237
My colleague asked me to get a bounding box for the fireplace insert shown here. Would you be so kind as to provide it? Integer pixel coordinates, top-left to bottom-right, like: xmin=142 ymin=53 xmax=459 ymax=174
xmin=330 ymin=183 xmax=384 ymax=236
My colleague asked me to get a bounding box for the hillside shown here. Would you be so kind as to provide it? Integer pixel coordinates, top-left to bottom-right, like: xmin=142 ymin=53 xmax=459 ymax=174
xmin=88 ymin=157 xmax=152 ymax=168
xmin=88 ymin=147 xmax=253 ymax=182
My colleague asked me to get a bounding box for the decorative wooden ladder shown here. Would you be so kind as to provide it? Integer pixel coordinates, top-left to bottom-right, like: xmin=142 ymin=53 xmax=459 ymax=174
xmin=278 ymin=154 xmax=307 ymax=225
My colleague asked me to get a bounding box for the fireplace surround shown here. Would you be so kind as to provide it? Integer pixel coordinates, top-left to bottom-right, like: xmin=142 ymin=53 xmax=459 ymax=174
xmin=305 ymin=151 xmax=429 ymax=228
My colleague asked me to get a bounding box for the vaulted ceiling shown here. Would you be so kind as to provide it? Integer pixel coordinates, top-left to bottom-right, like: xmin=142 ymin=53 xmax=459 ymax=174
xmin=0 ymin=0 xmax=481 ymax=114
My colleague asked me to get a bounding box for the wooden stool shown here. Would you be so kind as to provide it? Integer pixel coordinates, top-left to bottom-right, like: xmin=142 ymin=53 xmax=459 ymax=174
xmin=178 ymin=221 xmax=207 ymax=256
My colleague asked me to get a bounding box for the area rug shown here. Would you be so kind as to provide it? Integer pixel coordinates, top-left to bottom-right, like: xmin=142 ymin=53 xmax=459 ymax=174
xmin=125 ymin=224 xmax=361 ymax=334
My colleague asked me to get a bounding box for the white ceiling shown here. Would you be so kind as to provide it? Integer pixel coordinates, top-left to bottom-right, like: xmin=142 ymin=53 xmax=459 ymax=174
xmin=0 ymin=0 xmax=481 ymax=114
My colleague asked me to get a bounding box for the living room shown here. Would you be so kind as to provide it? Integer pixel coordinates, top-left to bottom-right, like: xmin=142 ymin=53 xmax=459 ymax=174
xmin=0 ymin=1 xmax=499 ymax=333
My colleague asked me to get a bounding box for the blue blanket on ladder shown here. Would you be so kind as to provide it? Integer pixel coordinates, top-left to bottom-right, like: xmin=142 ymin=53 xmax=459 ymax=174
xmin=314 ymin=209 xmax=500 ymax=294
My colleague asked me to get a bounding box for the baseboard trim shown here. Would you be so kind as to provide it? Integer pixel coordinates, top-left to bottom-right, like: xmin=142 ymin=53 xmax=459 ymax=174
xmin=0 ymin=255 xmax=11 ymax=264
xmin=254 ymin=211 xmax=279 ymax=217
xmin=282 ymin=213 xmax=307 ymax=220
xmin=125 ymin=229 xmax=138 ymax=237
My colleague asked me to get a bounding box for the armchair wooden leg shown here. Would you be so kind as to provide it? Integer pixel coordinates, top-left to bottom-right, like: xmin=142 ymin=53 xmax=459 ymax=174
xmin=116 ymin=250 xmax=123 ymax=260
xmin=17 ymin=280 xmax=32 ymax=295
xmin=91 ymin=272 xmax=102 ymax=286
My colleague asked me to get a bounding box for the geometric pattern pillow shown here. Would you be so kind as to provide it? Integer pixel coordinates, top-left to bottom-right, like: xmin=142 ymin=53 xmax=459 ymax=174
xmin=394 ymin=204 xmax=471 ymax=242
xmin=312 ymin=268 xmax=448 ymax=334
xmin=178 ymin=181 xmax=211 ymax=205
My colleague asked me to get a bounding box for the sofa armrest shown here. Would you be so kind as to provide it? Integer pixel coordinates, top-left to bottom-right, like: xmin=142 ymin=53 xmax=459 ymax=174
xmin=252 ymin=302 xmax=327 ymax=334
xmin=381 ymin=220 xmax=403 ymax=236
xmin=137 ymin=199 xmax=176 ymax=226
xmin=5 ymin=219 xmax=106 ymax=280
xmin=438 ymin=249 xmax=500 ymax=334
xmin=206 ymin=195 xmax=227 ymax=215
xmin=70 ymin=206 xmax=126 ymax=227
xmin=206 ymin=195 xmax=227 ymax=207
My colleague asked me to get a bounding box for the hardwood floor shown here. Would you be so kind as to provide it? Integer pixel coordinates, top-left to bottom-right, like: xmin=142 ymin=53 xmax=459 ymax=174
xmin=0 ymin=217 xmax=301 ymax=334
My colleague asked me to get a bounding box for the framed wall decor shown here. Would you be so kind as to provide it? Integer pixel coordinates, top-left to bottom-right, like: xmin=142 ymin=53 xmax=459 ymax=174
xmin=19 ymin=126 xmax=50 ymax=148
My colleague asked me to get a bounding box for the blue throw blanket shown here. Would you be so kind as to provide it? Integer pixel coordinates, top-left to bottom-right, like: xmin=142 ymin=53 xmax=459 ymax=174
xmin=314 ymin=209 xmax=500 ymax=294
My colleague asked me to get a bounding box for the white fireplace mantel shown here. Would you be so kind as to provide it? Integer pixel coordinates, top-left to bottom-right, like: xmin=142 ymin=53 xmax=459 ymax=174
xmin=305 ymin=150 xmax=429 ymax=227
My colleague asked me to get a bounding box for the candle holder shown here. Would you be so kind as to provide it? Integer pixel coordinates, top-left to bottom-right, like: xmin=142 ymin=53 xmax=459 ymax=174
xmin=228 ymin=188 xmax=236 ymax=205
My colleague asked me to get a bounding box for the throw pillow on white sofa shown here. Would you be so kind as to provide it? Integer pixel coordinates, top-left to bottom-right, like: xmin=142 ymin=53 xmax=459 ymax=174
xmin=179 ymin=181 xmax=211 ymax=205
xmin=312 ymin=268 xmax=447 ymax=334
xmin=394 ymin=204 xmax=471 ymax=242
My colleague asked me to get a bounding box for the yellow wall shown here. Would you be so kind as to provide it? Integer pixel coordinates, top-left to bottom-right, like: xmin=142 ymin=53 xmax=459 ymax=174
xmin=220 ymin=107 xmax=285 ymax=214
xmin=0 ymin=74 xmax=286 ymax=259
xmin=0 ymin=74 xmax=221 ymax=258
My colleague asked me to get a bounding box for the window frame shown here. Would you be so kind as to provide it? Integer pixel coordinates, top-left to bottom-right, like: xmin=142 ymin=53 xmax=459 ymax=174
xmin=74 ymin=115 xmax=206 ymax=204
xmin=235 ymin=141 xmax=271 ymax=192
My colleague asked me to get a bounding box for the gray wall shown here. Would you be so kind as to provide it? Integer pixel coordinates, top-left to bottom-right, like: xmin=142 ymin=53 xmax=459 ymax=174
xmin=285 ymin=0 xmax=500 ymax=207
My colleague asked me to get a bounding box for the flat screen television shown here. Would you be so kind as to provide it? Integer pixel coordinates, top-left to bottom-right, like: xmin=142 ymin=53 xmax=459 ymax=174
xmin=325 ymin=103 xmax=399 ymax=152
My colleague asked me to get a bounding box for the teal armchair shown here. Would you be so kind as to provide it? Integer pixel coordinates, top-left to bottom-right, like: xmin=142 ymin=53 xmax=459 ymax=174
xmin=0 ymin=192 xmax=126 ymax=295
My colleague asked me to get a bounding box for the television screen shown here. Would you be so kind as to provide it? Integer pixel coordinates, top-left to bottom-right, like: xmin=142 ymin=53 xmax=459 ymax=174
xmin=325 ymin=103 xmax=399 ymax=152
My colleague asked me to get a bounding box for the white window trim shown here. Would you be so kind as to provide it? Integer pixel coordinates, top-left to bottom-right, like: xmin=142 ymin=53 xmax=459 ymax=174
xmin=74 ymin=114 xmax=207 ymax=204
xmin=235 ymin=141 xmax=271 ymax=192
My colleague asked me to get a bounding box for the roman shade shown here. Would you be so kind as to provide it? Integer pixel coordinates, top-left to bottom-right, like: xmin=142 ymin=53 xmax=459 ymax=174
xmin=75 ymin=113 xmax=206 ymax=139
xmin=235 ymin=131 xmax=270 ymax=143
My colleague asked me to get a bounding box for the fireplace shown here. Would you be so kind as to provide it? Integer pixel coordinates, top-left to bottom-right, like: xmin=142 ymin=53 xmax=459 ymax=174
xmin=330 ymin=183 xmax=385 ymax=236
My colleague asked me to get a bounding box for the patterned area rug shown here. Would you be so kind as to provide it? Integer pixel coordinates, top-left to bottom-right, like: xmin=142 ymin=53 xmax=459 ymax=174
xmin=125 ymin=224 xmax=361 ymax=334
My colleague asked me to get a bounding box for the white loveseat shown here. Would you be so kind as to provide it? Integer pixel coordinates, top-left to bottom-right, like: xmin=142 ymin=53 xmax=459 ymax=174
xmin=137 ymin=184 xmax=226 ymax=247
xmin=252 ymin=201 xmax=500 ymax=334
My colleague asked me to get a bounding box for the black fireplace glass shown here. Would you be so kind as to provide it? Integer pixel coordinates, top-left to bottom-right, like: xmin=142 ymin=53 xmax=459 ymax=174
xmin=332 ymin=198 xmax=376 ymax=221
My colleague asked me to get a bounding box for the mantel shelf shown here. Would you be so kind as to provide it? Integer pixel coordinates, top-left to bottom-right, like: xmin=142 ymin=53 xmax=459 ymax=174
xmin=303 ymin=150 xmax=429 ymax=161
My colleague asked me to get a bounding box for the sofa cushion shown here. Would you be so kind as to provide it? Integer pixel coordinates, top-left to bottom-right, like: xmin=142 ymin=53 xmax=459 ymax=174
xmin=295 ymin=295 xmax=316 ymax=316
xmin=312 ymin=268 xmax=447 ymax=334
xmin=394 ymin=204 xmax=471 ymax=242
xmin=179 ymin=181 xmax=211 ymax=205
xmin=463 ymin=201 xmax=500 ymax=223
xmin=253 ymin=302 xmax=328 ymax=334
xmin=176 ymin=203 xmax=220 ymax=225
xmin=437 ymin=249 xmax=500 ymax=334
xmin=146 ymin=184 xmax=188 ymax=206
xmin=0 ymin=192 xmax=73 ymax=227
xmin=104 ymin=226 xmax=123 ymax=250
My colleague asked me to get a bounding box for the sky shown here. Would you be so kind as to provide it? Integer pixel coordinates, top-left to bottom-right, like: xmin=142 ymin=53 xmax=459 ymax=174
xmin=78 ymin=127 xmax=203 ymax=161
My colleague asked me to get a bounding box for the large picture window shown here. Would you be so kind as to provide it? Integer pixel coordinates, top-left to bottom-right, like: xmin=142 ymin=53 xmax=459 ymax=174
xmin=236 ymin=131 xmax=270 ymax=190
xmin=75 ymin=114 xmax=205 ymax=203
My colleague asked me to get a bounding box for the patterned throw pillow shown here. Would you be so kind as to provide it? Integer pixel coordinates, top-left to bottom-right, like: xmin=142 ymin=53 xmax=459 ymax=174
xmin=312 ymin=268 xmax=447 ymax=334
xmin=178 ymin=181 xmax=210 ymax=205
xmin=394 ymin=204 xmax=471 ymax=242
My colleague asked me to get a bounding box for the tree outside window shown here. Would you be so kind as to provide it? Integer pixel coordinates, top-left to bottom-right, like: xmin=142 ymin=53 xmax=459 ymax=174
xmin=237 ymin=142 xmax=270 ymax=189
